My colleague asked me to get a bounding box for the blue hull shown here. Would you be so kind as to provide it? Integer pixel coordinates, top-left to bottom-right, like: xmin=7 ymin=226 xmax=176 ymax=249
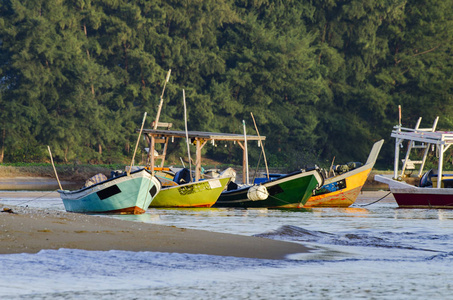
xmin=59 ymin=169 xmax=161 ymax=214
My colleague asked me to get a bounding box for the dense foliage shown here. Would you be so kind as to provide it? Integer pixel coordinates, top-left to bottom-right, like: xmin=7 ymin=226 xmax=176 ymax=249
xmin=1 ymin=0 xmax=452 ymax=168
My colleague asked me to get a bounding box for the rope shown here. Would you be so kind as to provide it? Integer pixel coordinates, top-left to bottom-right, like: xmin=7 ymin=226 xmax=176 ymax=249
xmin=253 ymin=189 xmax=304 ymax=207
xmin=5 ymin=189 xmax=59 ymax=207
xmin=267 ymin=193 xmax=295 ymax=206
xmin=354 ymin=191 xmax=392 ymax=207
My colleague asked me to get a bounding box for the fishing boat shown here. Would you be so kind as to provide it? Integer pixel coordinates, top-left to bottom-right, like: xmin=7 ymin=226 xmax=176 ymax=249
xmin=374 ymin=116 xmax=453 ymax=209
xmin=304 ymin=139 xmax=384 ymax=207
xmin=58 ymin=168 xmax=161 ymax=214
xmin=213 ymin=167 xmax=324 ymax=209
xmin=150 ymin=168 xmax=231 ymax=208
xmin=56 ymin=112 xmax=162 ymax=214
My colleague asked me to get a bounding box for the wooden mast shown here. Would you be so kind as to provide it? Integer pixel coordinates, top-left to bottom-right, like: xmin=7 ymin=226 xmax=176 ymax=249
xmin=250 ymin=112 xmax=269 ymax=180
xmin=149 ymin=69 xmax=171 ymax=173
xmin=183 ymin=89 xmax=193 ymax=182
xmin=243 ymin=120 xmax=249 ymax=185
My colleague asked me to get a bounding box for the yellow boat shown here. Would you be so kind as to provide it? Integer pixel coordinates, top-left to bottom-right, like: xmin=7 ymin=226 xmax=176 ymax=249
xmin=304 ymin=139 xmax=384 ymax=208
xmin=150 ymin=176 xmax=231 ymax=208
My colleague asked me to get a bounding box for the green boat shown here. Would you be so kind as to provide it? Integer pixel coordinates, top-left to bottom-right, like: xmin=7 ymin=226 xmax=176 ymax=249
xmin=213 ymin=167 xmax=323 ymax=208
xmin=151 ymin=176 xmax=231 ymax=208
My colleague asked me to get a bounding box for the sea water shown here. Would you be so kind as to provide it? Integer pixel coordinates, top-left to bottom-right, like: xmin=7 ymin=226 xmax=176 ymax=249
xmin=0 ymin=192 xmax=452 ymax=299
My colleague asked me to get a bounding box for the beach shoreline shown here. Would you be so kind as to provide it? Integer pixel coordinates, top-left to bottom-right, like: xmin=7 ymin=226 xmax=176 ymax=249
xmin=0 ymin=186 xmax=395 ymax=260
xmin=0 ymin=202 xmax=312 ymax=260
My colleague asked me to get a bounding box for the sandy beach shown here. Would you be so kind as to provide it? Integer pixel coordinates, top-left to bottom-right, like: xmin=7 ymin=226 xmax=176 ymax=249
xmin=0 ymin=201 xmax=311 ymax=260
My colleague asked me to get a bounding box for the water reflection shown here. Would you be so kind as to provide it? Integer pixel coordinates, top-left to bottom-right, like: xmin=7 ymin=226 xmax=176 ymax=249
xmin=393 ymin=208 xmax=453 ymax=220
xmin=0 ymin=179 xmax=82 ymax=191
xmin=316 ymin=207 xmax=370 ymax=214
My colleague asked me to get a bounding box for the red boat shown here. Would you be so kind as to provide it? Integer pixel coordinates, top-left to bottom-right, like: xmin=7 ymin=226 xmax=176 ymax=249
xmin=375 ymin=116 xmax=453 ymax=209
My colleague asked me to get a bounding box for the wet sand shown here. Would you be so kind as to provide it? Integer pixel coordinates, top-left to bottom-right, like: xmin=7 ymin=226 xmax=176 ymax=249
xmin=0 ymin=202 xmax=311 ymax=260
xmin=0 ymin=190 xmax=394 ymax=259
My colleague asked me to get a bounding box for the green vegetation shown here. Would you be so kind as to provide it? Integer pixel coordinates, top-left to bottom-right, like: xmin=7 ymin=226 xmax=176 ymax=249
xmin=1 ymin=0 xmax=452 ymax=169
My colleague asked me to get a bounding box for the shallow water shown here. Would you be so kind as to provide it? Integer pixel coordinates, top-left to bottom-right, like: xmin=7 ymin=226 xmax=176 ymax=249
xmin=0 ymin=178 xmax=83 ymax=191
xmin=0 ymin=191 xmax=452 ymax=299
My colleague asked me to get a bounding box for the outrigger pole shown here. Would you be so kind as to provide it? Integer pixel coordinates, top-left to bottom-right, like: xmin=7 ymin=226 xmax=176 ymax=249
xmin=128 ymin=112 xmax=147 ymax=176
xmin=250 ymin=112 xmax=269 ymax=180
xmin=47 ymin=146 xmax=63 ymax=190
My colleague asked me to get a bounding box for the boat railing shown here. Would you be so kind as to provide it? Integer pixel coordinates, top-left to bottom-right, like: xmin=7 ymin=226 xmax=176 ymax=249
xmin=391 ymin=116 xmax=453 ymax=188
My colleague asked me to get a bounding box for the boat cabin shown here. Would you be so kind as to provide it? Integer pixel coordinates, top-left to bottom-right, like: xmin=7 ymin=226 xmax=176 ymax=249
xmin=140 ymin=122 xmax=265 ymax=183
xmin=392 ymin=116 xmax=453 ymax=188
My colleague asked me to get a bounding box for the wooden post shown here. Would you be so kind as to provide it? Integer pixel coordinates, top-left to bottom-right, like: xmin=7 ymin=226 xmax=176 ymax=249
xmin=236 ymin=141 xmax=246 ymax=184
xmin=194 ymin=139 xmax=208 ymax=182
xmin=195 ymin=138 xmax=202 ymax=181
xmin=160 ymin=137 xmax=168 ymax=168
xmin=438 ymin=144 xmax=444 ymax=188
xmin=394 ymin=138 xmax=401 ymax=180
xmin=150 ymin=135 xmax=155 ymax=173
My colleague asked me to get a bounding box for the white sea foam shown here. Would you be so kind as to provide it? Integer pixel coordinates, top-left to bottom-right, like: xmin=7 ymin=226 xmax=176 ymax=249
xmin=0 ymin=248 xmax=452 ymax=299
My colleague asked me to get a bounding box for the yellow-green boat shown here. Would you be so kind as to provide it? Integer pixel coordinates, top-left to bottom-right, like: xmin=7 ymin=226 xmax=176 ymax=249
xmin=150 ymin=176 xmax=231 ymax=208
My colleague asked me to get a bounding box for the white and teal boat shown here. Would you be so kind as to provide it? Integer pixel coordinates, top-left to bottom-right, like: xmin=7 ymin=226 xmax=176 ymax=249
xmin=58 ymin=168 xmax=161 ymax=214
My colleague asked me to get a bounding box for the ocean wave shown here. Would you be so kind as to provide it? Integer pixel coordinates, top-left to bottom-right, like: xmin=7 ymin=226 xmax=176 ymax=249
xmin=255 ymin=225 xmax=448 ymax=253
xmin=425 ymin=251 xmax=453 ymax=261
xmin=254 ymin=225 xmax=333 ymax=242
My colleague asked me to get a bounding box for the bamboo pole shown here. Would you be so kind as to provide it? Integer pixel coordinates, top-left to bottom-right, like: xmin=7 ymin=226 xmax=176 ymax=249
xmin=250 ymin=112 xmax=269 ymax=180
xmin=243 ymin=120 xmax=249 ymax=185
xmin=47 ymin=146 xmax=63 ymax=190
xmin=128 ymin=112 xmax=147 ymax=176
xmin=154 ymin=69 xmax=171 ymax=129
xmin=329 ymin=156 xmax=336 ymax=177
xmin=147 ymin=69 xmax=171 ymax=171
xmin=183 ymin=90 xmax=193 ymax=182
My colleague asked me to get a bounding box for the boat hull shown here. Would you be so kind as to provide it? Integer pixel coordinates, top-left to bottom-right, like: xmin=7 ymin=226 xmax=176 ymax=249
xmin=304 ymin=139 xmax=383 ymax=208
xmin=214 ymin=169 xmax=323 ymax=208
xmin=304 ymin=167 xmax=371 ymax=208
xmin=150 ymin=177 xmax=231 ymax=208
xmin=59 ymin=169 xmax=161 ymax=214
xmin=393 ymin=192 xmax=453 ymax=209
xmin=375 ymin=174 xmax=453 ymax=209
